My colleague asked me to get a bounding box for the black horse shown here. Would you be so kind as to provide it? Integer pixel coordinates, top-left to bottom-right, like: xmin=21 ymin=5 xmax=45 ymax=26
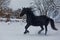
xmin=20 ymin=8 xmax=58 ymax=35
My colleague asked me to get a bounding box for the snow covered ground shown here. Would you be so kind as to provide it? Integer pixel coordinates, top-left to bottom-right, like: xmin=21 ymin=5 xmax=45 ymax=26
xmin=0 ymin=19 xmax=60 ymax=40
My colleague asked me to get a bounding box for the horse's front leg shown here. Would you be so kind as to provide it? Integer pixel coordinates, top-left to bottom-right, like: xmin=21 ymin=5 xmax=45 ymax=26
xmin=24 ymin=24 xmax=30 ymax=34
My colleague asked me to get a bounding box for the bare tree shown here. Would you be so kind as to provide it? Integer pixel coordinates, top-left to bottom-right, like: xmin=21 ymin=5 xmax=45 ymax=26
xmin=0 ymin=0 xmax=10 ymax=8
xmin=31 ymin=0 xmax=60 ymax=15
xmin=13 ymin=9 xmax=21 ymax=19
xmin=0 ymin=0 xmax=10 ymax=18
xmin=30 ymin=0 xmax=60 ymax=22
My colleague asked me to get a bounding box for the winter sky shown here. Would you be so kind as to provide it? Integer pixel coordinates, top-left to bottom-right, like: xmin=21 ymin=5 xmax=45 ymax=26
xmin=8 ymin=0 xmax=60 ymax=10
xmin=9 ymin=0 xmax=33 ymax=10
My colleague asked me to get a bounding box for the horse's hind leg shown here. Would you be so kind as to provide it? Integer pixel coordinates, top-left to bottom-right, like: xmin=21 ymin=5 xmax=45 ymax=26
xmin=38 ymin=25 xmax=44 ymax=34
xmin=45 ymin=25 xmax=48 ymax=35
xmin=24 ymin=24 xmax=30 ymax=34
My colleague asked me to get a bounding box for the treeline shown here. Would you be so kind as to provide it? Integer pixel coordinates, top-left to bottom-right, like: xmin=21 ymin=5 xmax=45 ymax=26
xmin=0 ymin=7 xmax=24 ymax=19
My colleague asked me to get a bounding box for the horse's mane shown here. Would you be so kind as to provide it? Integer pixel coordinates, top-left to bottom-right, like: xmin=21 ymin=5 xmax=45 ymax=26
xmin=25 ymin=8 xmax=35 ymax=16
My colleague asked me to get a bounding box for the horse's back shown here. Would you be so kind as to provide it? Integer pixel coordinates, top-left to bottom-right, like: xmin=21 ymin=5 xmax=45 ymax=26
xmin=39 ymin=15 xmax=50 ymax=24
xmin=27 ymin=15 xmax=50 ymax=26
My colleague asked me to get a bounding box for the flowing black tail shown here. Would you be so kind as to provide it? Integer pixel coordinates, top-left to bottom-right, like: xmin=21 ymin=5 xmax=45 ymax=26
xmin=49 ymin=18 xmax=58 ymax=30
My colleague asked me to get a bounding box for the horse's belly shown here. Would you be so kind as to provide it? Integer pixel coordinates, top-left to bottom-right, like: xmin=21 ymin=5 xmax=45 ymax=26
xmin=32 ymin=24 xmax=40 ymax=26
xmin=27 ymin=20 xmax=45 ymax=26
xmin=31 ymin=22 xmax=42 ymax=26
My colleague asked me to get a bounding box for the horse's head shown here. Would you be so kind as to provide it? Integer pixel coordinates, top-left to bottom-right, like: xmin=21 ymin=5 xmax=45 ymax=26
xmin=20 ymin=7 xmax=32 ymax=17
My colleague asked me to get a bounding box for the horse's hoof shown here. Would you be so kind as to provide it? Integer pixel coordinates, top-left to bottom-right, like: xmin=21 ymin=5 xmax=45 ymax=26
xmin=24 ymin=30 xmax=29 ymax=34
xmin=38 ymin=32 xmax=40 ymax=34
xmin=38 ymin=31 xmax=41 ymax=34
xmin=45 ymin=33 xmax=47 ymax=35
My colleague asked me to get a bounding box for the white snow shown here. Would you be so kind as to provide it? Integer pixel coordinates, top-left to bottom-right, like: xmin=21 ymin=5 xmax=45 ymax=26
xmin=0 ymin=19 xmax=60 ymax=40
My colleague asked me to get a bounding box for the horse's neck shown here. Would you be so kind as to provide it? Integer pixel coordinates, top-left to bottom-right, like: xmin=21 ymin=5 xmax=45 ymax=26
xmin=26 ymin=12 xmax=35 ymax=19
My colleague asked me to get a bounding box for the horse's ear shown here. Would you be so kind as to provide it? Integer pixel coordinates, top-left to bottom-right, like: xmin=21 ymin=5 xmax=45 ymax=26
xmin=22 ymin=7 xmax=23 ymax=9
xmin=24 ymin=7 xmax=26 ymax=9
xmin=29 ymin=7 xmax=32 ymax=10
xmin=30 ymin=7 xmax=32 ymax=9
xmin=22 ymin=7 xmax=25 ymax=9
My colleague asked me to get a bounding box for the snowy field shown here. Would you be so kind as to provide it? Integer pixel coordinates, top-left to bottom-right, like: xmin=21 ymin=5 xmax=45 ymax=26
xmin=0 ymin=19 xmax=60 ymax=40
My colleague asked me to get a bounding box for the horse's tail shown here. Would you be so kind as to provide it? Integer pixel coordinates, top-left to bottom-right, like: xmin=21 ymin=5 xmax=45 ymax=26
xmin=49 ymin=18 xmax=58 ymax=30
